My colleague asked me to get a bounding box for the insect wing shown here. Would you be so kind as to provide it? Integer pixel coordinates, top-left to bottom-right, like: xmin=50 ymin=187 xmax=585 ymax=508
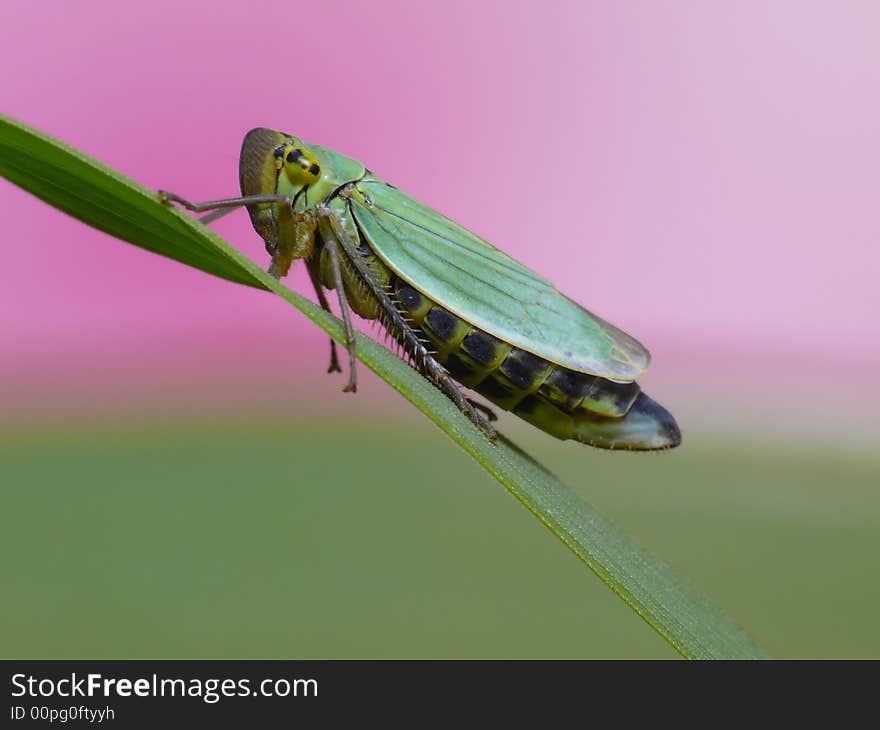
xmin=349 ymin=178 xmax=650 ymax=380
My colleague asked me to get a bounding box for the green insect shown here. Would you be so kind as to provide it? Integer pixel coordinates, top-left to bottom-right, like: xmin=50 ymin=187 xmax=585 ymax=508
xmin=160 ymin=128 xmax=681 ymax=450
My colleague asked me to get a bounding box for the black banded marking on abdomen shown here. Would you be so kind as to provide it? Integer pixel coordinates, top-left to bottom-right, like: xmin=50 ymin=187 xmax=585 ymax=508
xmin=537 ymin=363 xmax=640 ymax=417
xmin=393 ymin=280 xmax=432 ymax=320
xmin=538 ymin=367 xmax=597 ymax=412
xmin=423 ymin=307 xmax=470 ymax=359
xmin=390 ymin=274 xmax=639 ymax=421
xmin=499 ymin=348 xmax=554 ymax=392
xmin=425 ymin=307 xmax=460 ymax=341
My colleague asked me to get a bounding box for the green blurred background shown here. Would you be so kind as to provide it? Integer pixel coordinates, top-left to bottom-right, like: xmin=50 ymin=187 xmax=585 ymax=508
xmin=3 ymin=392 xmax=877 ymax=659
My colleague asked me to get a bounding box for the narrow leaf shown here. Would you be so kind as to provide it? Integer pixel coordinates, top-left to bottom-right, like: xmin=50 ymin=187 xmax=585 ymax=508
xmin=0 ymin=114 xmax=767 ymax=659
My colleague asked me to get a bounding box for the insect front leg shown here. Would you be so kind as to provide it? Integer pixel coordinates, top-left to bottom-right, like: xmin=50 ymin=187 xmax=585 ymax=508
xmin=320 ymin=232 xmax=359 ymax=392
xmin=158 ymin=191 xmax=292 ymax=214
xmin=321 ymin=208 xmax=497 ymax=440
xmin=305 ymin=258 xmax=342 ymax=374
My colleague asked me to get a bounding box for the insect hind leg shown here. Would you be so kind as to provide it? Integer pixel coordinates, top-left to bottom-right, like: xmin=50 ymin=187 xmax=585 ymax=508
xmin=466 ymin=398 xmax=498 ymax=423
xmin=320 ymin=207 xmax=496 ymax=440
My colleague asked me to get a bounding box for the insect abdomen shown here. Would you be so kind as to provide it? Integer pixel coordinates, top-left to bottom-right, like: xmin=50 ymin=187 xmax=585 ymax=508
xmin=392 ymin=278 xmax=641 ymax=441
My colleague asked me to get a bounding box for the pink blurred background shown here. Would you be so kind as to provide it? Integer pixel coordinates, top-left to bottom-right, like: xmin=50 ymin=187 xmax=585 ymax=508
xmin=2 ymin=1 xmax=878 ymax=436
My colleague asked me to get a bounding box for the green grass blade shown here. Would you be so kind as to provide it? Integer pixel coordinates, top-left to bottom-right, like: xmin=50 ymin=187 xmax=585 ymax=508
xmin=0 ymin=114 xmax=768 ymax=659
